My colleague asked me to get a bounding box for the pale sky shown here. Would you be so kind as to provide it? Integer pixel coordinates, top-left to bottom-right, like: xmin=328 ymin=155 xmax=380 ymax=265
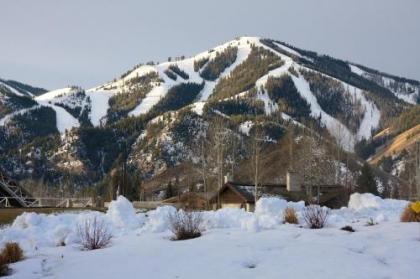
xmin=1 ymin=0 xmax=419 ymax=90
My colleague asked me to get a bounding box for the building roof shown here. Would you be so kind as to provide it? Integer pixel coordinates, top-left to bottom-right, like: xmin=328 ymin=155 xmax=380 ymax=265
xmin=163 ymin=191 xmax=216 ymax=203
xmin=214 ymin=182 xmax=285 ymax=203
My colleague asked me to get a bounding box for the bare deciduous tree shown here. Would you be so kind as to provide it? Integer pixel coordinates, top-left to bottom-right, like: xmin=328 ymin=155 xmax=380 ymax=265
xmin=209 ymin=117 xmax=229 ymax=208
xmin=250 ymin=125 xmax=265 ymax=203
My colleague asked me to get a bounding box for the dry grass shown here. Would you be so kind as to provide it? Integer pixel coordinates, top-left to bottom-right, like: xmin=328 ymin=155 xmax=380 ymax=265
xmin=77 ymin=216 xmax=112 ymax=250
xmin=169 ymin=210 xmax=203 ymax=240
xmin=370 ymin=124 xmax=420 ymax=165
xmin=1 ymin=243 xmax=23 ymax=264
xmin=283 ymin=207 xmax=299 ymax=224
xmin=0 ymin=257 xmax=9 ymax=277
xmin=0 ymin=242 xmax=24 ymax=277
xmin=400 ymin=204 xmax=420 ymax=222
xmin=303 ymin=205 xmax=329 ymax=229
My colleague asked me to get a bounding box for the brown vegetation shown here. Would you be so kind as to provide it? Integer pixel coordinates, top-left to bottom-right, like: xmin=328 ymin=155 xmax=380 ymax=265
xmin=0 ymin=242 xmax=24 ymax=277
xmin=0 ymin=243 xmax=23 ymax=264
xmin=169 ymin=210 xmax=203 ymax=240
xmin=283 ymin=207 xmax=299 ymax=224
xmin=303 ymin=205 xmax=329 ymax=229
xmin=400 ymin=204 xmax=420 ymax=222
xmin=77 ymin=216 xmax=112 ymax=250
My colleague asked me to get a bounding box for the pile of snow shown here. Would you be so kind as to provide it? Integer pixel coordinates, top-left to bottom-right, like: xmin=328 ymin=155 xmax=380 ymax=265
xmin=252 ymin=198 xmax=305 ymax=230
xmin=202 ymin=208 xmax=252 ymax=230
xmin=0 ymin=193 xmax=411 ymax=254
xmin=106 ymin=196 xmax=140 ymax=230
xmin=1 ymin=211 xmax=107 ymax=251
xmin=139 ymin=206 xmax=177 ymax=233
xmin=239 ymin=198 xmax=305 ymax=232
xmin=346 ymin=192 xmax=409 ymax=221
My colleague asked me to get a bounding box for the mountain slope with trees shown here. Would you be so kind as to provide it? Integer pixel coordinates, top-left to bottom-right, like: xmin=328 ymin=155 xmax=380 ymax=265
xmin=0 ymin=36 xmax=418 ymax=202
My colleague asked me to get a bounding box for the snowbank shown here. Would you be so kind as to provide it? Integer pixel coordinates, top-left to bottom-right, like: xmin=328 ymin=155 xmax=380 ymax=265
xmin=106 ymin=196 xmax=140 ymax=230
xmin=0 ymin=194 xmax=410 ymax=254
xmin=139 ymin=206 xmax=177 ymax=233
xmin=344 ymin=192 xmax=409 ymax=222
xmin=0 ymin=211 xmax=107 ymax=252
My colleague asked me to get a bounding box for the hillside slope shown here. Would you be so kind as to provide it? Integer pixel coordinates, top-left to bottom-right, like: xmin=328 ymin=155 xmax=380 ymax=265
xmin=0 ymin=36 xmax=418 ymax=197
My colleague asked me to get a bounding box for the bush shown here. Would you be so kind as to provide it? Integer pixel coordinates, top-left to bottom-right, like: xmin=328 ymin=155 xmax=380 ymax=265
xmin=77 ymin=216 xmax=112 ymax=250
xmin=283 ymin=207 xmax=298 ymax=224
xmin=0 ymin=256 xmax=9 ymax=277
xmin=169 ymin=210 xmax=203 ymax=240
xmin=341 ymin=225 xmax=355 ymax=232
xmin=365 ymin=218 xmax=378 ymax=226
xmin=400 ymin=202 xmax=420 ymax=222
xmin=0 ymin=242 xmax=23 ymax=264
xmin=303 ymin=205 xmax=329 ymax=229
xmin=0 ymin=242 xmax=24 ymax=277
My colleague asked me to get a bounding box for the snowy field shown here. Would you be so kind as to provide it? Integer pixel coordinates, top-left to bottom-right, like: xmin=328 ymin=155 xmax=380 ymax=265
xmin=0 ymin=194 xmax=419 ymax=279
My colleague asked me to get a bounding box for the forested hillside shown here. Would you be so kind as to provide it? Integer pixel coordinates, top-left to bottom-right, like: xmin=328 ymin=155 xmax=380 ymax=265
xmin=1 ymin=36 xmax=419 ymax=202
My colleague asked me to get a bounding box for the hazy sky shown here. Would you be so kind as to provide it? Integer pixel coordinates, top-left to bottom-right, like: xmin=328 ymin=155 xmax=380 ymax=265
xmin=1 ymin=0 xmax=419 ymax=90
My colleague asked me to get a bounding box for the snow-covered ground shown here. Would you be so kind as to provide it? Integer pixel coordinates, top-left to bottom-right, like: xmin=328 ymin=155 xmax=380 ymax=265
xmin=0 ymin=194 xmax=418 ymax=279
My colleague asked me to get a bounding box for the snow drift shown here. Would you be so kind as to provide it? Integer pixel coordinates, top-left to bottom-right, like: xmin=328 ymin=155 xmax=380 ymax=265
xmin=0 ymin=193 xmax=410 ymax=253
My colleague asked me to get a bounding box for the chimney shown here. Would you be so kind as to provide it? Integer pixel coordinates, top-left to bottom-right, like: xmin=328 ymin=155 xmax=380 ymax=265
xmin=224 ymin=173 xmax=233 ymax=184
xmin=287 ymin=172 xmax=300 ymax=192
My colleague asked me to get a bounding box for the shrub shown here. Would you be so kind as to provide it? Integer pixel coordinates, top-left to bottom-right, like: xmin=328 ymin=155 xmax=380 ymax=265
xmin=341 ymin=225 xmax=355 ymax=232
xmin=400 ymin=202 xmax=420 ymax=222
xmin=169 ymin=210 xmax=203 ymax=240
xmin=0 ymin=256 xmax=9 ymax=277
xmin=366 ymin=218 xmax=378 ymax=226
xmin=77 ymin=216 xmax=112 ymax=250
xmin=283 ymin=207 xmax=298 ymax=224
xmin=303 ymin=205 xmax=329 ymax=229
xmin=0 ymin=242 xmax=24 ymax=264
xmin=0 ymin=242 xmax=24 ymax=277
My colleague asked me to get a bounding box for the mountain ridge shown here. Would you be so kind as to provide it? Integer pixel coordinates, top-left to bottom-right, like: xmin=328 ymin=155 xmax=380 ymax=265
xmin=0 ymin=36 xmax=419 ymax=199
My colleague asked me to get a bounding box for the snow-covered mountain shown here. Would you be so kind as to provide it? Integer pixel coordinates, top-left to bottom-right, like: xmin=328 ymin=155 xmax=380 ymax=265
xmin=0 ymin=36 xmax=419 ymax=194
xmin=0 ymin=79 xmax=46 ymax=120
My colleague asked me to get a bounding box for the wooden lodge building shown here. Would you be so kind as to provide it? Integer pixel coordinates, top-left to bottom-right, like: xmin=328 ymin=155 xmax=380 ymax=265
xmin=163 ymin=173 xmax=344 ymax=211
xmin=162 ymin=191 xmax=215 ymax=210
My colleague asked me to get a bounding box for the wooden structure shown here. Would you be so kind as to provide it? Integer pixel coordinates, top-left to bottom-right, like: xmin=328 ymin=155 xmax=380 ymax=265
xmin=0 ymin=171 xmax=38 ymax=207
xmin=163 ymin=192 xmax=215 ymax=210
xmin=0 ymin=171 xmax=93 ymax=208
xmin=210 ymin=180 xmax=344 ymax=211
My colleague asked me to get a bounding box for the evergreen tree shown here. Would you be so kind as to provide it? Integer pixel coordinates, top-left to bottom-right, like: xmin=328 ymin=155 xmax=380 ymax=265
xmin=166 ymin=181 xmax=174 ymax=199
xmin=356 ymin=163 xmax=378 ymax=195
